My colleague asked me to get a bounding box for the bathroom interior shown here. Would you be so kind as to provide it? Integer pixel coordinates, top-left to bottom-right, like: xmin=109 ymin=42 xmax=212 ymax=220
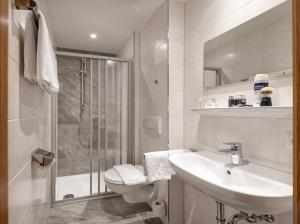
xmin=2 ymin=0 xmax=297 ymax=223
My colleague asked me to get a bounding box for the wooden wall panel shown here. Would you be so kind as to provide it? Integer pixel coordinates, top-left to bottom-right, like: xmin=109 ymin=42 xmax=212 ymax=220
xmin=0 ymin=0 xmax=8 ymax=222
xmin=294 ymin=0 xmax=300 ymax=223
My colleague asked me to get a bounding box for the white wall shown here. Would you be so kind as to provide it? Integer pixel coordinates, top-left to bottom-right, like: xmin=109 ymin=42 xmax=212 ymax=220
xmin=117 ymin=2 xmax=185 ymax=222
xmin=168 ymin=1 xmax=185 ymax=224
xmin=169 ymin=0 xmax=185 ymax=149
xmin=118 ymin=34 xmax=135 ymax=60
xmin=183 ymin=0 xmax=292 ymax=223
xmin=119 ymin=2 xmax=170 ymax=223
xmin=140 ymin=1 xmax=169 ymax=155
xmin=8 ymin=4 xmax=52 ymax=224
xmin=118 ymin=32 xmax=141 ymax=164
xmin=140 ymin=2 xmax=169 ymax=223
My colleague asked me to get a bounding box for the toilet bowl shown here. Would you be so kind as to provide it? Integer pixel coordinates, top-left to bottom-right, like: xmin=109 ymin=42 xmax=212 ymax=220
xmin=104 ymin=165 xmax=155 ymax=203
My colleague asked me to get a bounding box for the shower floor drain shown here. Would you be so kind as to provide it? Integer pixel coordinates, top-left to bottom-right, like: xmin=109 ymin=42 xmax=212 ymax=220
xmin=63 ymin=194 xmax=75 ymax=200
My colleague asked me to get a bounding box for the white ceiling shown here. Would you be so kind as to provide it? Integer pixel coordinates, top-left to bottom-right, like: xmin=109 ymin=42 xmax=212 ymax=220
xmin=40 ymin=0 xmax=165 ymax=54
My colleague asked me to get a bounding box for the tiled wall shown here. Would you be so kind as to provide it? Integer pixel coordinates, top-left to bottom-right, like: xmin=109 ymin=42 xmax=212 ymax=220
xmin=167 ymin=1 xmax=185 ymax=224
xmin=117 ymin=32 xmax=141 ymax=164
xmin=140 ymin=1 xmax=169 ymax=156
xmin=168 ymin=0 xmax=184 ymax=149
xmin=183 ymin=0 xmax=292 ymax=223
xmin=8 ymin=6 xmax=52 ymax=224
xmin=140 ymin=2 xmax=169 ymax=223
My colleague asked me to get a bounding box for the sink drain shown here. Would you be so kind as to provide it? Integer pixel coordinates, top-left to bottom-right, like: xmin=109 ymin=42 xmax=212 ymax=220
xmin=63 ymin=194 xmax=75 ymax=200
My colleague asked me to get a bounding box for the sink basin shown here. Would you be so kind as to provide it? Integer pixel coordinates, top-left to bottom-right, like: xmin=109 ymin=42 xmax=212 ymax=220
xmin=169 ymin=150 xmax=292 ymax=214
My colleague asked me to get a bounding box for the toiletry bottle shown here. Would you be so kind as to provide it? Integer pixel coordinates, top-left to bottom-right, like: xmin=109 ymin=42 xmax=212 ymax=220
xmin=228 ymin=96 xmax=235 ymax=107
xmin=234 ymin=94 xmax=246 ymax=106
xmin=260 ymin=87 xmax=273 ymax=106
xmin=254 ymin=74 xmax=269 ymax=107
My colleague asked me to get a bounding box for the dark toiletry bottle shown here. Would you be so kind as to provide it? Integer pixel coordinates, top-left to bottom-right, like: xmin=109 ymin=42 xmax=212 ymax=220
xmin=260 ymin=87 xmax=273 ymax=107
xmin=228 ymin=96 xmax=235 ymax=107
xmin=260 ymin=97 xmax=272 ymax=106
xmin=234 ymin=94 xmax=246 ymax=106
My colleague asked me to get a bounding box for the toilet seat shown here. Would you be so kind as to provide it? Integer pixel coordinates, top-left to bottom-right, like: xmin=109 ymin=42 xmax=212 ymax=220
xmin=104 ymin=165 xmax=146 ymax=185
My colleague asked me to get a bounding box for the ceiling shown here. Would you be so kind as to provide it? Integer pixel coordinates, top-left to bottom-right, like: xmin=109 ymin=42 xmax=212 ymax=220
xmin=40 ymin=0 xmax=165 ymax=54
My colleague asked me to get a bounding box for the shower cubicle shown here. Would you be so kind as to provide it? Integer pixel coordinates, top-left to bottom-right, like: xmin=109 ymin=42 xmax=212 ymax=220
xmin=52 ymin=51 xmax=132 ymax=203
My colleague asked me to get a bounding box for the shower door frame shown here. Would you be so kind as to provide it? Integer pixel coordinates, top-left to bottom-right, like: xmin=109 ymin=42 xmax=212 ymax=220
xmin=51 ymin=51 xmax=133 ymax=206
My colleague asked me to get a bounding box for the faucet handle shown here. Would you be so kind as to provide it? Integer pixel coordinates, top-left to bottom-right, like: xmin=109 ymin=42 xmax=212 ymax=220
xmin=223 ymin=142 xmax=242 ymax=150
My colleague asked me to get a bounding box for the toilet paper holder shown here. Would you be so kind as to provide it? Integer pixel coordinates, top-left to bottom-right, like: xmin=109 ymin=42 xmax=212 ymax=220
xmin=32 ymin=148 xmax=55 ymax=168
xmin=152 ymin=200 xmax=167 ymax=217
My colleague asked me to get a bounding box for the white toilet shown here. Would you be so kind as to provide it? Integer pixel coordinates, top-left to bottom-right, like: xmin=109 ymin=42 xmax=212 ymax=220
xmin=104 ymin=165 xmax=155 ymax=203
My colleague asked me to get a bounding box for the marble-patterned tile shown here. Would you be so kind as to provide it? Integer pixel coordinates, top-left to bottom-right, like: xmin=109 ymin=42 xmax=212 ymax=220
xmin=57 ymin=55 xmax=124 ymax=177
xmin=47 ymin=197 xmax=162 ymax=224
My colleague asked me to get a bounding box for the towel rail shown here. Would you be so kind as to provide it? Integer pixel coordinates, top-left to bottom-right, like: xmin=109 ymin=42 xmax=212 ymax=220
xmin=14 ymin=0 xmax=39 ymax=26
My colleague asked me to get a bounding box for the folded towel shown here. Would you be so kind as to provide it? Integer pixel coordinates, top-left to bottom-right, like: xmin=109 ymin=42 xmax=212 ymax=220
xmin=36 ymin=10 xmax=59 ymax=93
xmin=24 ymin=13 xmax=37 ymax=83
xmin=144 ymin=151 xmax=172 ymax=182
xmin=113 ymin=164 xmax=146 ymax=185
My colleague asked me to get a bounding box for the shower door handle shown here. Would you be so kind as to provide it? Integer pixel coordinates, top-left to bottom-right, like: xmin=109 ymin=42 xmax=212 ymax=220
xmin=93 ymin=115 xmax=105 ymax=120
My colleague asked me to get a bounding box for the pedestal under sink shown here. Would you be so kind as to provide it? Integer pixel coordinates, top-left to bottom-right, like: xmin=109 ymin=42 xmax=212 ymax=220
xmin=169 ymin=150 xmax=292 ymax=214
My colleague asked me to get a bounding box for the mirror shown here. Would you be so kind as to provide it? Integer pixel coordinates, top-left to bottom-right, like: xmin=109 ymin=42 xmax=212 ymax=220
xmin=203 ymin=1 xmax=292 ymax=88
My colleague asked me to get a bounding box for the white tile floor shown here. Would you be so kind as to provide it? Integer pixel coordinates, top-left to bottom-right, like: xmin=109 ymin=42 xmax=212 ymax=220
xmin=56 ymin=172 xmax=107 ymax=201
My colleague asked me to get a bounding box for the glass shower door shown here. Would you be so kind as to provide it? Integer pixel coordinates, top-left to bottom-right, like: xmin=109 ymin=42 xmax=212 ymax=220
xmin=55 ymin=56 xmax=93 ymax=201
xmin=92 ymin=59 xmax=129 ymax=195
xmin=54 ymin=54 xmax=129 ymax=203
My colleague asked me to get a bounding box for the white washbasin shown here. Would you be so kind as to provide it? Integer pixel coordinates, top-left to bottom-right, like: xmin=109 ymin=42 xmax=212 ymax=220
xmin=169 ymin=150 xmax=292 ymax=214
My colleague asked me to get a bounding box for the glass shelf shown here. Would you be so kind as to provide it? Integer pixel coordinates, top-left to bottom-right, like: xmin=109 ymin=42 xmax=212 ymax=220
xmin=190 ymin=106 xmax=292 ymax=119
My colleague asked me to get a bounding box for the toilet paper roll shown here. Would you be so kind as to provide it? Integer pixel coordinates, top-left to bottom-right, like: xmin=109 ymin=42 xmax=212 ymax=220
xmin=152 ymin=200 xmax=166 ymax=217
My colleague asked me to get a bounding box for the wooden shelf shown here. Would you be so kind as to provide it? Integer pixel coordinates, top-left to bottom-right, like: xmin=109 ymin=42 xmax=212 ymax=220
xmin=190 ymin=106 xmax=292 ymax=118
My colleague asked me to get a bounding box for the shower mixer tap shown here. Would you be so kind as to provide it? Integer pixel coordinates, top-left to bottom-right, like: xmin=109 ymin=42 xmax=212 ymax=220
xmin=80 ymin=58 xmax=87 ymax=111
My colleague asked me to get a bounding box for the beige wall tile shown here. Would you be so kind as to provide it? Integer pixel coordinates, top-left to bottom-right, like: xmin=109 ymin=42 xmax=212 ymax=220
xmin=8 ymin=119 xmax=30 ymax=182
xmin=9 ymin=163 xmax=32 ymax=224
xmin=8 ymin=57 xmax=20 ymax=120
xmin=278 ymin=119 xmax=293 ymax=166
xmin=8 ymin=5 xmax=52 ymax=224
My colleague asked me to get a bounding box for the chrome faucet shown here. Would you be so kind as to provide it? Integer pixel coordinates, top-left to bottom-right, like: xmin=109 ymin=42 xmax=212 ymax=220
xmin=218 ymin=142 xmax=246 ymax=166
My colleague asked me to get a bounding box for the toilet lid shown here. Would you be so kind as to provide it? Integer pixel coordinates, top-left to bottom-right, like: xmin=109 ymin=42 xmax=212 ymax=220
xmin=104 ymin=165 xmax=145 ymax=185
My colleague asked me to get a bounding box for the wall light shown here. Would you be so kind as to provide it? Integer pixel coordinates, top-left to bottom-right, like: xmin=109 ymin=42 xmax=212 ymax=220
xmin=90 ymin=33 xmax=97 ymax=39
xmin=107 ymin=60 xmax=114 ymax=65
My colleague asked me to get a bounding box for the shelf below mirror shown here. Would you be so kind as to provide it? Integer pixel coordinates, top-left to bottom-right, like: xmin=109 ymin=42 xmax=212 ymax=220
xmin=190 ymin=106 xmax=292 ymax=119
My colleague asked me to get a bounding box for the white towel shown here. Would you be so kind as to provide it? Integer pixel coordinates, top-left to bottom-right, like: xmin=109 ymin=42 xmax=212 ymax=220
xmin=24 ymin=13 xmax=37 ymax=83
xmin=113 ymin=164 xmax=146 ymax=185
xmin=36 ymin=10 xmax=59 ymax=93
xmin=144 ymin=149 xmax=190 ymax=181
xmin=144 ymin=151 xmax=172 ymax=182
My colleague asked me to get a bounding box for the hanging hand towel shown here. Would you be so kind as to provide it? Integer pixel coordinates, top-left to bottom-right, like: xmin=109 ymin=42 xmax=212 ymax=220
xmin=144 ymin=151 xmax=172 ymax=182
xmin=24 ymin=13 xmax=37 ymax=83
xmin=144 ymin=149 xmax=190 ymax=181
xmin=36 ymin=10 xmax=59 ymax=93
